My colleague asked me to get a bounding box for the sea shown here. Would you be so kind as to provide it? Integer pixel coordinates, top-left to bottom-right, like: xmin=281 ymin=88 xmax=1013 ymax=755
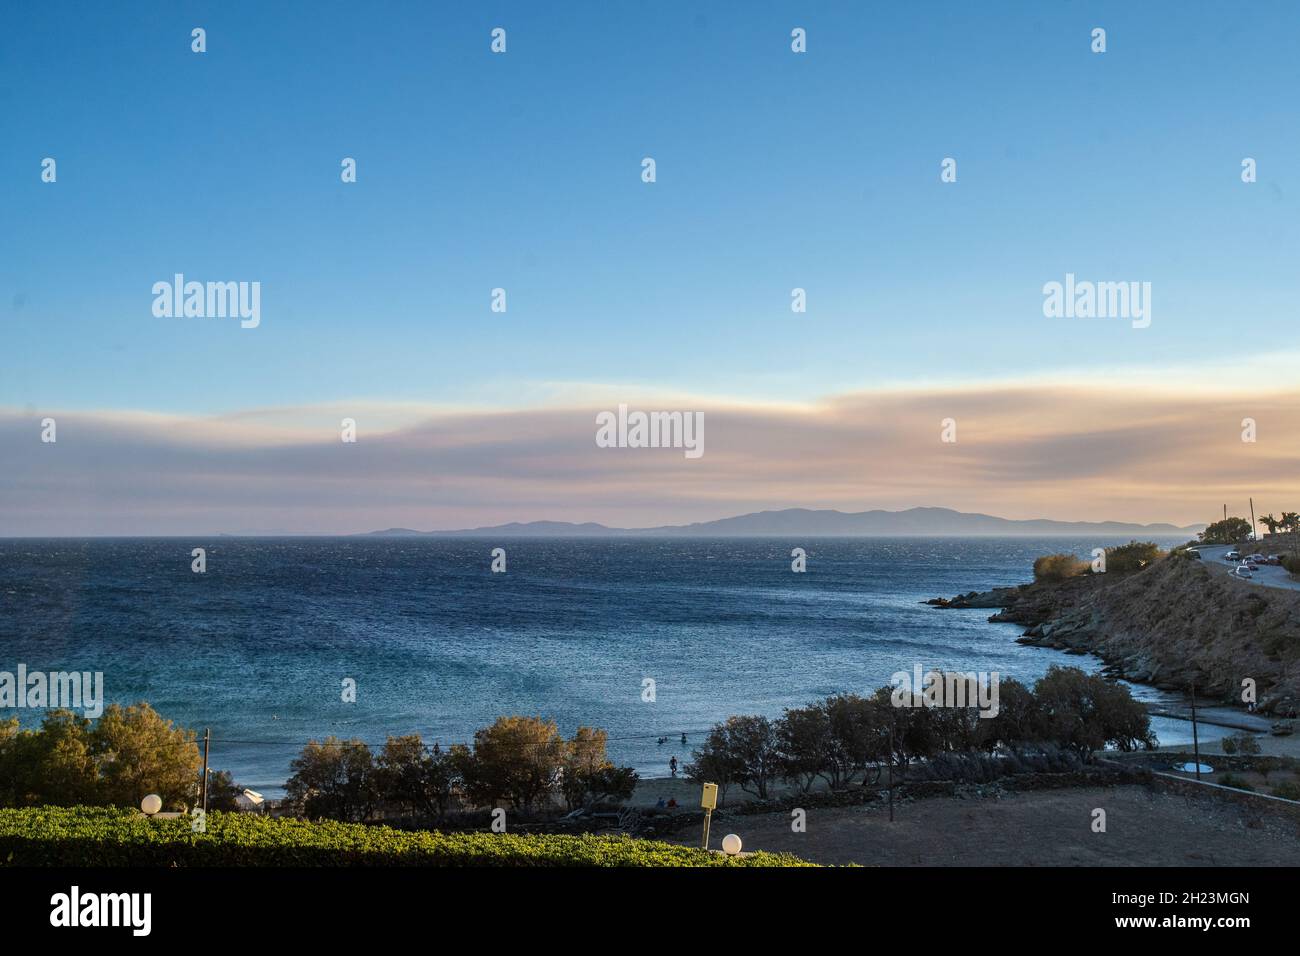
xmin=0 ymin=536 xmax=1217 ymax=796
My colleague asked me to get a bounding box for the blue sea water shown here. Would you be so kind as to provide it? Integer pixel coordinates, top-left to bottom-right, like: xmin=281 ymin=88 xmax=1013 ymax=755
xmin=0 ymin=536 xmax=1209 ymax=795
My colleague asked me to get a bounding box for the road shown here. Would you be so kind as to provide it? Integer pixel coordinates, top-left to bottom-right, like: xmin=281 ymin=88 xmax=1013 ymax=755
xmin=1194 ymin=544 xmax=1300 ymax=593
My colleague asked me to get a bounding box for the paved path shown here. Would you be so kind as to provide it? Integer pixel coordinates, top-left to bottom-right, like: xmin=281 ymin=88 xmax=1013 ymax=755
xmin=1195 ymin=544 xmax=1300 ymax=593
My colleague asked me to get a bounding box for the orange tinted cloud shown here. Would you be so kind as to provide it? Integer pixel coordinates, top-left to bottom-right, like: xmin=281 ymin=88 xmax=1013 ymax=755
xmin=2 ymin=382 xmax=1295 ymax=534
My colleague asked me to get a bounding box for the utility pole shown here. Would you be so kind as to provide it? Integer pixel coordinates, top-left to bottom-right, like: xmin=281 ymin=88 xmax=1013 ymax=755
xmin=201 ymin=728 xmax=211 ymax=814
xmin=1189 ymin=685 xmax=1202 ymax=782
xmin=1250 ymin=498 xmax=1256 ymax=543
xmin=887 ymin=725 xmax=895 ymax=823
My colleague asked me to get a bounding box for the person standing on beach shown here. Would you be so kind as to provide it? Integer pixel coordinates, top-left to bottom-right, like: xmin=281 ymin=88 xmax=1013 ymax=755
xmin=669 ymin=756 xmax=678 ymax=778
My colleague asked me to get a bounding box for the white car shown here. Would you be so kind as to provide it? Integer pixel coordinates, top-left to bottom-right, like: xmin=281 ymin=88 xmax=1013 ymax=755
xmin=1225 ymin=551 xmax=1241 ymax=561
xmin=1230 ymin=565 xmax=1253 ymax=579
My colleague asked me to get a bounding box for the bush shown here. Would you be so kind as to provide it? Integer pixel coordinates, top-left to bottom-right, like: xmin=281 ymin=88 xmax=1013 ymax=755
xmin=0 ymin=806 xmax=814 ymax=867
xmin=1217 ymin=773 xmax=1255 ymax=792
xmin=1033 ymin=553 xmax=1088 ymax=582
xmin=1281 ymin=555 xmax=1300 ymax=575
xmin=1104 ymin=541 xmax=1163 ymax=574
xmin=1229 ymin=734 xmax=1262 ymax=756
xmin=1270 ymin=779 xmax=1300 ymax=801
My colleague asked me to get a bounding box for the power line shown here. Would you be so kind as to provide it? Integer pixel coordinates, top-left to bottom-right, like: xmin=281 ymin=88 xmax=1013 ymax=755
xmin=204 ymin=728 xmax=713 ymax=749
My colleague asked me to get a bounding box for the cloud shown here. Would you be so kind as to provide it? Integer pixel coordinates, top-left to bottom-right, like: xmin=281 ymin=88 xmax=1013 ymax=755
xmin=3 ymin=381 xmax=1296 ymax=534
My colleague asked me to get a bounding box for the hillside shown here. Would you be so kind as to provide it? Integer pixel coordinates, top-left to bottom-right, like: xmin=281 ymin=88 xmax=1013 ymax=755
xmin=369 ymin=507 xmax=1204 ymax=537
xmin=963 ymin=555 xmax=1300 ymax=715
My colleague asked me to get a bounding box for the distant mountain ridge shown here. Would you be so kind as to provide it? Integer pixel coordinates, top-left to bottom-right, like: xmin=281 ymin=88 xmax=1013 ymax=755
xmin=366 ymin=507 xmax=1205 ymax=538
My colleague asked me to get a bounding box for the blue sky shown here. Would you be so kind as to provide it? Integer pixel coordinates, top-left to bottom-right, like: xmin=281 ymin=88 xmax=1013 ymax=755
xmin=3 ymin=1 xmax=1297 ymax=416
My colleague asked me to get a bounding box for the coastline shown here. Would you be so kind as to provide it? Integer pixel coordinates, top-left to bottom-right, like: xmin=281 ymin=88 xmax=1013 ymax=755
xmin=927 ymin=551 xmax=1300 ymax=728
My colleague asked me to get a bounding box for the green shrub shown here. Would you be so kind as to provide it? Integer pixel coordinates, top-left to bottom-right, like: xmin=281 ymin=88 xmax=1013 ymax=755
xmin=1281 ymin=555 xmax=1300 ymax=575
xmin=1104 ymin=541 xmax=1163 ymax=574
xmin=1270 ymin=779 xmax=1300 ymax=801
xmin=1216 ymin=773 xmax=1255 ymax=792
xmin=1220 ymin=734 xmax=1260 ymax=756
xmin=1033 ymin=554 xmax=1087 ymax=583
xmin=0 ymin=806 xmax=814 ymax=867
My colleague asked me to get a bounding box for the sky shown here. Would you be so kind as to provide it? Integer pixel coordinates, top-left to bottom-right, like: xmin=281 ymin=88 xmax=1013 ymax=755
xmin=2 ymin=2 xmax=1298 ymax=533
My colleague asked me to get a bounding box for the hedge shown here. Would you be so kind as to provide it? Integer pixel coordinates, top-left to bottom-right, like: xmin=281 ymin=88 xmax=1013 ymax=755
xmin=0 ymin=806 xmax=814 ymax=867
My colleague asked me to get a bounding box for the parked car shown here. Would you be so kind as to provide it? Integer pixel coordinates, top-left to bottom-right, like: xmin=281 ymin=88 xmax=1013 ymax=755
xmin=1230 ymin=566 xmax=1253 ymax=579
xmin=1246 ymin=562 xmax=1259 ymax=571
xmin=1225 ymin=551 xmax=1241 ymax=561
xmin=1185 ymin=549 xmax=1202 ymax=560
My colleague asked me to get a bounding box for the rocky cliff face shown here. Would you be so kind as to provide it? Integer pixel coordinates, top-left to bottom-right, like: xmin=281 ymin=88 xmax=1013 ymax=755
xmin=935 ymin=556 xmax=1300 ymax=716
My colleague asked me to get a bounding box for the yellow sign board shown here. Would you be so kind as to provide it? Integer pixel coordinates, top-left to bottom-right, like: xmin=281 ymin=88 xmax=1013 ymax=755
xmin=700 ymin=782 xmax=718 ymax=810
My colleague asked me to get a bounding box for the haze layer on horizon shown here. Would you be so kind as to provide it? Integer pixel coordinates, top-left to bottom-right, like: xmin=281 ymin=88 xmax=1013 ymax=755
xmin=3 ymin=379 xmax=1295 ymax=535
xmin=3 ymin=3 xmax=1298 ymax=534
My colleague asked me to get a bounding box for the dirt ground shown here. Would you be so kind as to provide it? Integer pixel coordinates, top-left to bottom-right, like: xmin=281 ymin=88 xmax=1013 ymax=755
xmin=663 ymin=785 xmax=1300 ymax=866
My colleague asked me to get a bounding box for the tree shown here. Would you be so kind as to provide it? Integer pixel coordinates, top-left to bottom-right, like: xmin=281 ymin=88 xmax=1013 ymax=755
xmin=560 ymin=726 xmax=637 ymax=811
xmin=23 ymin=710 xmax=98 ymax=806
xmin=91 ymin=703 xmax=201 ymax=810
xmin=454 ymin=716 xmax=567 ymax=814
xmin=0 ymin=714 xmax=80 ymax=806
xmin=375 ymin=735 xmax=460 ymax=819
xmin=0 ymin=704 xmax=200 ymax=810
xmin=1033 ymin=666 xmax=1154 ymax=761
xmin=1259 ymin=513 xmax=1280 ymax=538
xmin=869 ymin=686 xmax=939 ymax=768
xmin=1282 ymin=512 xmax=1300 ymax=553
xmin=206 ymin=769 xmax=243 ymax=812
xmin=0 ymin=718 xmax=22 ymax=805
xmin=927 ymin=693 xmax=984 ymax=754
xmin=286 ymin=737 xmax=378 ymax=822
xmin=1199 ymin=517 xmax=1252 ymax=546
xmin=717 ymin=715 xmax=781 ymax=800
xmin=684 ymin=726 xmax=744 ymax=806
xmin=979 ymin=678 xmax=1041 ymax=753
xmin=823 ymin=694 xmax=888 ymax=787
xmin=775 ymin=704 xmax=832 ymax=793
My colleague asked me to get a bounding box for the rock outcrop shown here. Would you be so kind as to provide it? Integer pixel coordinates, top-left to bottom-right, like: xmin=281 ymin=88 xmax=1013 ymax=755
xmin=929 ymin=556 xmax=1300 ymax=716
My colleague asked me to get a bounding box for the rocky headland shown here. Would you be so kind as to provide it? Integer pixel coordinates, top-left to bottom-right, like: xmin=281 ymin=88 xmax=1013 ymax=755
xmin=928 ymin=553 xmax=1300 ymax=718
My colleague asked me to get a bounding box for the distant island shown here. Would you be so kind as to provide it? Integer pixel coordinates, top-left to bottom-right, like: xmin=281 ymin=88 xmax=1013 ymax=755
xmin=366 ymin=507 xmax=1205 ymax=538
